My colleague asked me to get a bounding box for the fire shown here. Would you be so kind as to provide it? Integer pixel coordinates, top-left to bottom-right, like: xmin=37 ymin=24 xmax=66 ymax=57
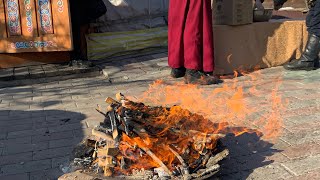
xmin=138 ymin=71 xmax=286 ymax=141
xmin=84 ymin=70 xmax=286 ymax=178
xmin=116 ymin=105 xmax=223 ymax=173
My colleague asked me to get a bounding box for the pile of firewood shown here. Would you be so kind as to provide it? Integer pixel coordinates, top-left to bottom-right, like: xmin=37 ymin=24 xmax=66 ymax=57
xmin=72 ymin=93 xmax=229 ymax=179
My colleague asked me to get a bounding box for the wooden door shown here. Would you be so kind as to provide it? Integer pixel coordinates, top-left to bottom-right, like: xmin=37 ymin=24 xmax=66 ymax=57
xmin=0 ymin=0 xmax=72 ymax=53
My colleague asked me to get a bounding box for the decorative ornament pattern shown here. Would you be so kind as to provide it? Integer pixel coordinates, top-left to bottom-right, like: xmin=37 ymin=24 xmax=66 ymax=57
xmin=24 ymin=0 xmax=33 ymax=33
xmin=57 ymin=0 xmax=63 ymax=13
xmin=7 ymin=0 xmax=21 ymax=35
xmin=38 ymin=0 xmax=53 ymax=33
xmin=10 ymin=40 xmax=57 ymax=49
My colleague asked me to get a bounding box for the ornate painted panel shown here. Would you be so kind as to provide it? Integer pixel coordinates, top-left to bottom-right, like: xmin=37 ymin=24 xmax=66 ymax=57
xmin=7 ymin=0 xmax=22 ymax=36
xmin=57 ymin=0 xmax=63 ymax=13
xmin=38 ymin=0 xmax=53 ymax=34
xmin=0 ymin=0 xmax=72 ymax=53
xmin=24 ymin=0 xmax=33 ymax=33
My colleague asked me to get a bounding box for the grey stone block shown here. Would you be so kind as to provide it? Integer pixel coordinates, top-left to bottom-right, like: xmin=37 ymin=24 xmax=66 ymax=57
xmin=156 ymin=60 xmax=168 ymax=67
xmin=287 ymin=114 xmax=320 ymax=128
xmin=0 ymin=152 xmax=33 ymax=166
xmin=0 ymin=123 xmax=33 ymax=134
xmin=0 ymin=173 xmax=29 ymax=180
xmin=49 ymin=137 xmax=82 ymax=149
xmin=8 ymin=112 xmax=33 ymax=120
xmin=245 ymin=164 xmax=294 ymax=179
xmin=0 ymin=137 xmax=32 ymax=148
xmin=0 ymin=119 xmax=33 ymax=127
xmin=31 ymin=111 xmax=46 ymax=118
xmin=32 ymin=146 xmax=73 ymax=160
xmin=32 ymin=131 xmax=74 ymax=143
xmin=55 ymin=65 xmax=74 ymax=76
xmin=0 ymin=133 xmax=6 ymax=140
xmin=281 ymin=154 xmax=320 ymax=176
xmin=48 ymin=123 xmax=87 ymax=133
xmin=42 ymin=64 xmax=60 ymax=77
xmin=73 ymin=128 xmax=92 ymax=138
xmin=7 ymin=128 xmax=48 ymax=139
xmin=13 ymin=67 xmax=30 ymax=80
xmin=0 ymin=68 xmax=14 ymax=81
xmin=30 ymin=168 xmax=63 ymax=180
xmin=102 ymin=66 xmax=123 ymax=78
xmin=2 ymin=142 xmax=49 ymax=155
xmin=33 ymin=119 xmax=65 ymax=129
xmin=0 ymin=112 xmax=10 ymax=118
xmin=151 ymin=53 xmax=167 ymax=59
xmin=29 ymin=66 xmax=45 ymax=79
xmin=52 ymin=156 xmax=70 ymax=168
xmin=0 ymin=86 xmax=32 ymax=94
xmin=0 ymin=159 xmax=51 ymax=176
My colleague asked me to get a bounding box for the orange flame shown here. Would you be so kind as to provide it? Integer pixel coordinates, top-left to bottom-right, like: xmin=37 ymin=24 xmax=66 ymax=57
xmin=139 ymin=71 xmax=286 ymax=142
xmin=118 ymin=133 xmax=176 ymax=172
xmin=102 ymin=70 xmax=287 ymax=175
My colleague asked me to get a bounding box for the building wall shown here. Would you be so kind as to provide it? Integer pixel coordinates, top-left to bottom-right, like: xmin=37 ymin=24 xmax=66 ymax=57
xmin=263 ymin=0 xmax=307 ymax=9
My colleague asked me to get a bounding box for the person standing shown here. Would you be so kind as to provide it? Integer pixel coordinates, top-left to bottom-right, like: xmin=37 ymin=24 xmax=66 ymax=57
xmin=281 ymin=0 xmax=320 ymax=70
xmin=168 ymin=0 xmax=221 ymax=85
xmin=69 ymin=0 xmax=106 ymax=68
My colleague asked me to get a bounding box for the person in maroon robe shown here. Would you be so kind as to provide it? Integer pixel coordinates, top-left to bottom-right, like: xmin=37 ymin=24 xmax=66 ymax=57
xmin=168 ymin=0 xmax=221 ymax=85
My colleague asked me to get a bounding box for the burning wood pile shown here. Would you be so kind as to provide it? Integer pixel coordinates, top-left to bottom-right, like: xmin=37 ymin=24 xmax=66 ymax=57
xmin=72 ymin=93 xmax=229 ymax=179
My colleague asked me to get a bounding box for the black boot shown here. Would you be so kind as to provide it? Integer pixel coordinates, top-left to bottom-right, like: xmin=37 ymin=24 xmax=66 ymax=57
xmin=171 ymin=67 xmax=186 ymax=78
xmin=184 ymin=69 xmax=222 ymax=85
xmin=283 ymin=34 xmax=320 ymax=71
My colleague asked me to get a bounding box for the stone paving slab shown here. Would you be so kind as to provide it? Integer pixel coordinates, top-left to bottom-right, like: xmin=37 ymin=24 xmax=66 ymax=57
xmin=0 ymin=173 xmax=30 ymax=180
xmin=28 ymin=66 xmax=45 ymax=79
xmin=0 ymin=64 xmax=102 ymax=89
xmin=13 ymin=67 xmax=30 ymax=80
xmin=0 ymin=68 xmax=13 ymax=81
xmin=0 ymin=52 xmax=319 ymax=179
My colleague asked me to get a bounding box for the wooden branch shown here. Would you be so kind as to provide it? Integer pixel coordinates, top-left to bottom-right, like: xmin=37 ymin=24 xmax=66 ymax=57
xmin=193 ymin=166 xmax=220 ymax=180
xmin=104 ymin=166 xmax=113 ymax=177
xmin=105 ymin=97 xmax=119 ymax=104
xmin=95 ymin=105 xmax=107 ymax=117
xmin=116 ymin=92 xmax=125 ymax=101
xmin=189 ymin=130 xmax=226 ymax=139
xmin=192 ymin=164 xmax=220 ymax=179
xmin=206 ymin=149 xmax=229 ymax=168
xmin=168 ymin=146 xmax=191 ymax=180
xmin=168 ymin=146 xmax=187 ymax=168
xmin=91 ymin=129 xmax=115 ymax=142
xmin=138 ymin=146 xmax=172 ymax=176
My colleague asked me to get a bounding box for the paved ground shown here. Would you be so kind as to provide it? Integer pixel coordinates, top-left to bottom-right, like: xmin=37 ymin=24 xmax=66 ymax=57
xmin=0 ymin=63 xmax=101 ymax=88
xmin=0 ymin=52 xmax=320 ymax=180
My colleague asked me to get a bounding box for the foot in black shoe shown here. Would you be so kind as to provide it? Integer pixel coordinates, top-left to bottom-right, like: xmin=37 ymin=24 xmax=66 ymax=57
xmin=283 ymin=59 xmax=318 ymax=71
xmin=283 ymin=34 xmax=320 ymax=71
xmin=171 ymin=67 xmax=186 ymax=78
xmin=184 ymin=69 xmax=222 ymax=85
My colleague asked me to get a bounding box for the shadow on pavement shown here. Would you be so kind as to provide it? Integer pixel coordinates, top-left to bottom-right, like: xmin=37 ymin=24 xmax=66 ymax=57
xmin=216 ymin=129 xmax=282 ymax=180
xmin=0 ymin=110 xmax=87 ymax=180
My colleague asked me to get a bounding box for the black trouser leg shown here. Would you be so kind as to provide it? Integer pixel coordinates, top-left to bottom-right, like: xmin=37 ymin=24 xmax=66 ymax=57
xmin=69 ymin=0 xmax=84 ymax=60
xmin=71 ymin=23 xmax=82 ymax=60
xmin=306 ymin=1 xmax=320 ymax=37
xmin=307 ymin=1 xmax=320 ymax=68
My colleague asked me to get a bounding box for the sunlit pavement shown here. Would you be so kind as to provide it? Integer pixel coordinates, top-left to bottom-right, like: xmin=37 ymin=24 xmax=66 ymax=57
xmin=0 ymin=52 xmax=320 ymax=179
